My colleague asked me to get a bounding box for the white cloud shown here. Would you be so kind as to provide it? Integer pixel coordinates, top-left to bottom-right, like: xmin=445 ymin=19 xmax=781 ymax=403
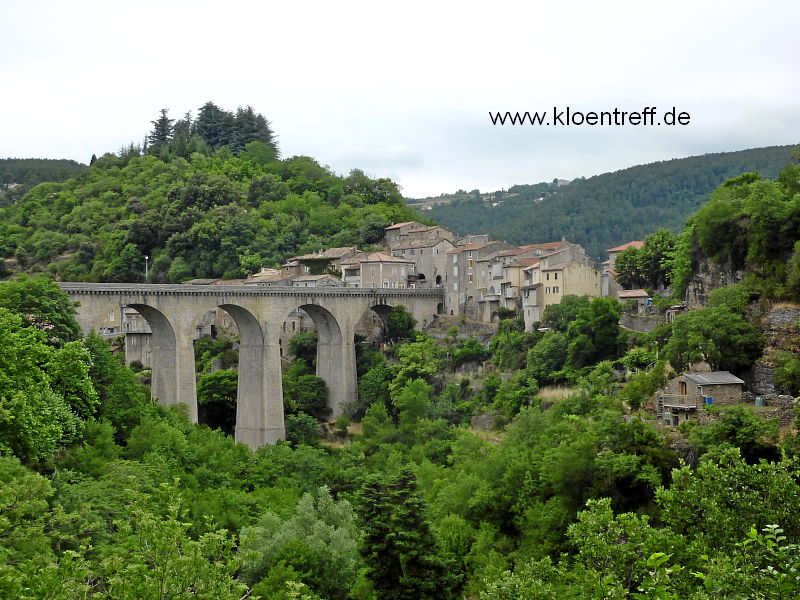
xmin=1 ymin=0 xmax=798 ymax=196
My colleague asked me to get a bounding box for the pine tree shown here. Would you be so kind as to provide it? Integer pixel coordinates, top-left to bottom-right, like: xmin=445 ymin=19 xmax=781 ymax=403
xmin=147 ymin=108 xmax=175 ymax=147
xmin=354 ymin=468 xmax=455 ymax=600
xmin=194 ymin=101 xmax=233 ymax=150
xmin=232 ymin=105 xmax=278 ymax=155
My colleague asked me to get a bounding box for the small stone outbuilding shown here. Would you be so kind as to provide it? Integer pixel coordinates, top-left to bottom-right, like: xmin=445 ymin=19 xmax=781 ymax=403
xmin=658 ymin=371 xmax=745 ymax=426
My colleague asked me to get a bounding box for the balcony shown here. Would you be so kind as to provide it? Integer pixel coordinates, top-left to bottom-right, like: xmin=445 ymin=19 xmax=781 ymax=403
xmin=660 ymin=394 xmax=702 ymax=409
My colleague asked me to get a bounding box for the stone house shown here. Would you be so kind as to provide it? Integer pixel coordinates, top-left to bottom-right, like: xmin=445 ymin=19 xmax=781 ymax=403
xmin=601 ymin=240 xmax=643 ymax=297
xmin=341 ymin=260 xmax=362 ymax=287
xmin=521 ymin=247 xmax=601 ymax=330
xmin=291 ymin=246 xmax=361 ymax=274
xmin=390 ymin=237 xmax=454 ymax=288
xmin=445 ymin=240 xmax=514 ymax=317
xmin=456 ymin=233 xmax=490 ymax=246
xmin=657 ymin=371 xmax=745 ymax=426
xmin=384 ymin=222 xmax=454 ymax=249
xmin=244 ymin=268 xmax=294 ymax=286
xmin=617 ymin=289 xmax=651 ymax=312
xmin=291 ymin=274 xmax=343 ymax=288
xmin=358 ymin=252 xmax=416 ymax=289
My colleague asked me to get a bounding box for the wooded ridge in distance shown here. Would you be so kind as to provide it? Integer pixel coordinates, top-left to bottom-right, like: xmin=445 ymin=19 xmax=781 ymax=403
xmin=416 ymin=144 xmax=798 ymax=258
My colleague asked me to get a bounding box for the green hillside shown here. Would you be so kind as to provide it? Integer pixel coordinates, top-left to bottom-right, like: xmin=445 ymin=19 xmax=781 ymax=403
xmin=0 ymin=103 xmax=419 ymax=282
xmin=0 ymin=158 xmax=87 ymax=202
xmin=420 ymin=144 xmax=799 ymax=258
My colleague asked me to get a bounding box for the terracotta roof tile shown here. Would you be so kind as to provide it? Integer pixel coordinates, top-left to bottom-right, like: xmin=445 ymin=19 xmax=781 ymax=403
xmin=607 ymin=240 xmax=644 ymax=253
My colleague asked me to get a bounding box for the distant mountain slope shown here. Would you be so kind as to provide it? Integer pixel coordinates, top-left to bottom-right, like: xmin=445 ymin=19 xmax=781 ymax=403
xmin=0 ymin=158 xmax=87 ymax=187
xmin=419 ymin=144 xmax=798 ymax=259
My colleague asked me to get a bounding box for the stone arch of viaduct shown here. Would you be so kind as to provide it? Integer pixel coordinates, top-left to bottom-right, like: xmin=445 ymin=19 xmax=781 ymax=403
xmin=60 ymin=283 xmax=444 ymax=448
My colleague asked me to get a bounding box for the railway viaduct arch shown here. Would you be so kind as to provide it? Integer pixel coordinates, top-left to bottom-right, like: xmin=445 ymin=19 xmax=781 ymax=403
xmin=60 ymin=283 xmax=443 ymax=448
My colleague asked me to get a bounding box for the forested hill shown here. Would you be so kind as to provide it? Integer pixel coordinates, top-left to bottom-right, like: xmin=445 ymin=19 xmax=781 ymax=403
xmin=0 ymin=102 xmax=421 ymax=282
xmin=1 ymin=158 xmax=86 ymax=189
xmin=419 ymin=144 xmax=798 ymax=259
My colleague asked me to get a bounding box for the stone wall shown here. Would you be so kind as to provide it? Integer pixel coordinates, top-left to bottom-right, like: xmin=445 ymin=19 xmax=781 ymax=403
xmin=620 ymin=312 xmax=665 ymax=333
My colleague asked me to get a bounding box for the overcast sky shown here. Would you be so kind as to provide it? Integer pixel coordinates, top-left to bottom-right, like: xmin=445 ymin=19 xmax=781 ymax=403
xmin=2 ymin=0 xmax=798 ymax=197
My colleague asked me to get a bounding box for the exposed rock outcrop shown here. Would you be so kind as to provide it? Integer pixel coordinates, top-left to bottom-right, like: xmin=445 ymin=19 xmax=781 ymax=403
xmin=685 ymin=257 xmax=743 ymax=309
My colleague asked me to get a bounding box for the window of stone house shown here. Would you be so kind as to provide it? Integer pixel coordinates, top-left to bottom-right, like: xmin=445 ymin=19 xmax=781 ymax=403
xmin=554 ymin=272 xmax=558 ymax=280
xmin=546 ymin=287 xmax=550 ymax=293
xmin=370 ymin=266 xmax=376 ymax=278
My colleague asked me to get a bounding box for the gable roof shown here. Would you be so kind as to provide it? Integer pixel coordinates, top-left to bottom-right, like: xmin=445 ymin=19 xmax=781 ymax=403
xmin=607 ymin=240 xmax=644 ymax=253
xmin=446 ymin=241 xmax=497 ymax=254
xmin=293 ymin=274 xmax=340 ymax=281
xmin=245 ymin=269 xmax=287 ymax=283
xmin=392 ymin=238 xmax=455 ymax=250
xmin=361 ymin=252 xmax=415 ymax=264
xmin=385 ymin=221 xmax=422 ymax=230
xmin=514 ymin=257 xmax=541 ymax=267
xmin=684 ymin=372 xmax=745 ymax=385
xmin=521 ymin=241 xmax=568 ymax=252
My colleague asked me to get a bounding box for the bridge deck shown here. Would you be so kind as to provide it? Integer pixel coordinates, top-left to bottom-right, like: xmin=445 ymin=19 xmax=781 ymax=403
xmin=59 ymin=282 xmax=444 ymax=298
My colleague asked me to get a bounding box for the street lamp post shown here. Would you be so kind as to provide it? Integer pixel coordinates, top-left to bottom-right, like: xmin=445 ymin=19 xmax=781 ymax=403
xmin=144 ymin=255 xmax=149 ymax=282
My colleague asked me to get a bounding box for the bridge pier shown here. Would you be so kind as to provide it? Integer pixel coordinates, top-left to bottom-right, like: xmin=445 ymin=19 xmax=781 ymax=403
xmin=175 ymin=332 xmax=199 ymax=423
xmin=316 ymin=321 xmax=357 ymax=420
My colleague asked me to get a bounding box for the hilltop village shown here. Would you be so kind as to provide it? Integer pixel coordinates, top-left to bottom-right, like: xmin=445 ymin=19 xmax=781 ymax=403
xmin=97 ymin=221 xmax=654 ymax=368
xmin=171 ymin=220 xmax=644 ymax=330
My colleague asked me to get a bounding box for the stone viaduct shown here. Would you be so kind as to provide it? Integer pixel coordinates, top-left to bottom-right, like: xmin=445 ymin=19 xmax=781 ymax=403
xmin=60 ymin=283 xmax=444 ymax=448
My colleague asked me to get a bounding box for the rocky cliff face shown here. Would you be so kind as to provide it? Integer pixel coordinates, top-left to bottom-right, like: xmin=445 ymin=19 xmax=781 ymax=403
xmin=744 ymin=305 xmax=800 ymax=397
xmin=685 ymin=256 xmax=743 ymax=309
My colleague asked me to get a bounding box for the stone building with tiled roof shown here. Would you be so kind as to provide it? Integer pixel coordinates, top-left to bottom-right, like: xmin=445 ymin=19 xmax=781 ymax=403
xmin=602 ymin=240 xmax=644 ymax=298
xmin=390 ymin=237 xmax=455 ymax=288
xmin=357 ymin=253 xmax=416 ymax=289
xmin=445 ymin=240 xmax=514 ymax=318
xmin=385 ymin=221 xmax=454 ymax=249
xmin=659 ymin=370 xmax=745 ymax=426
